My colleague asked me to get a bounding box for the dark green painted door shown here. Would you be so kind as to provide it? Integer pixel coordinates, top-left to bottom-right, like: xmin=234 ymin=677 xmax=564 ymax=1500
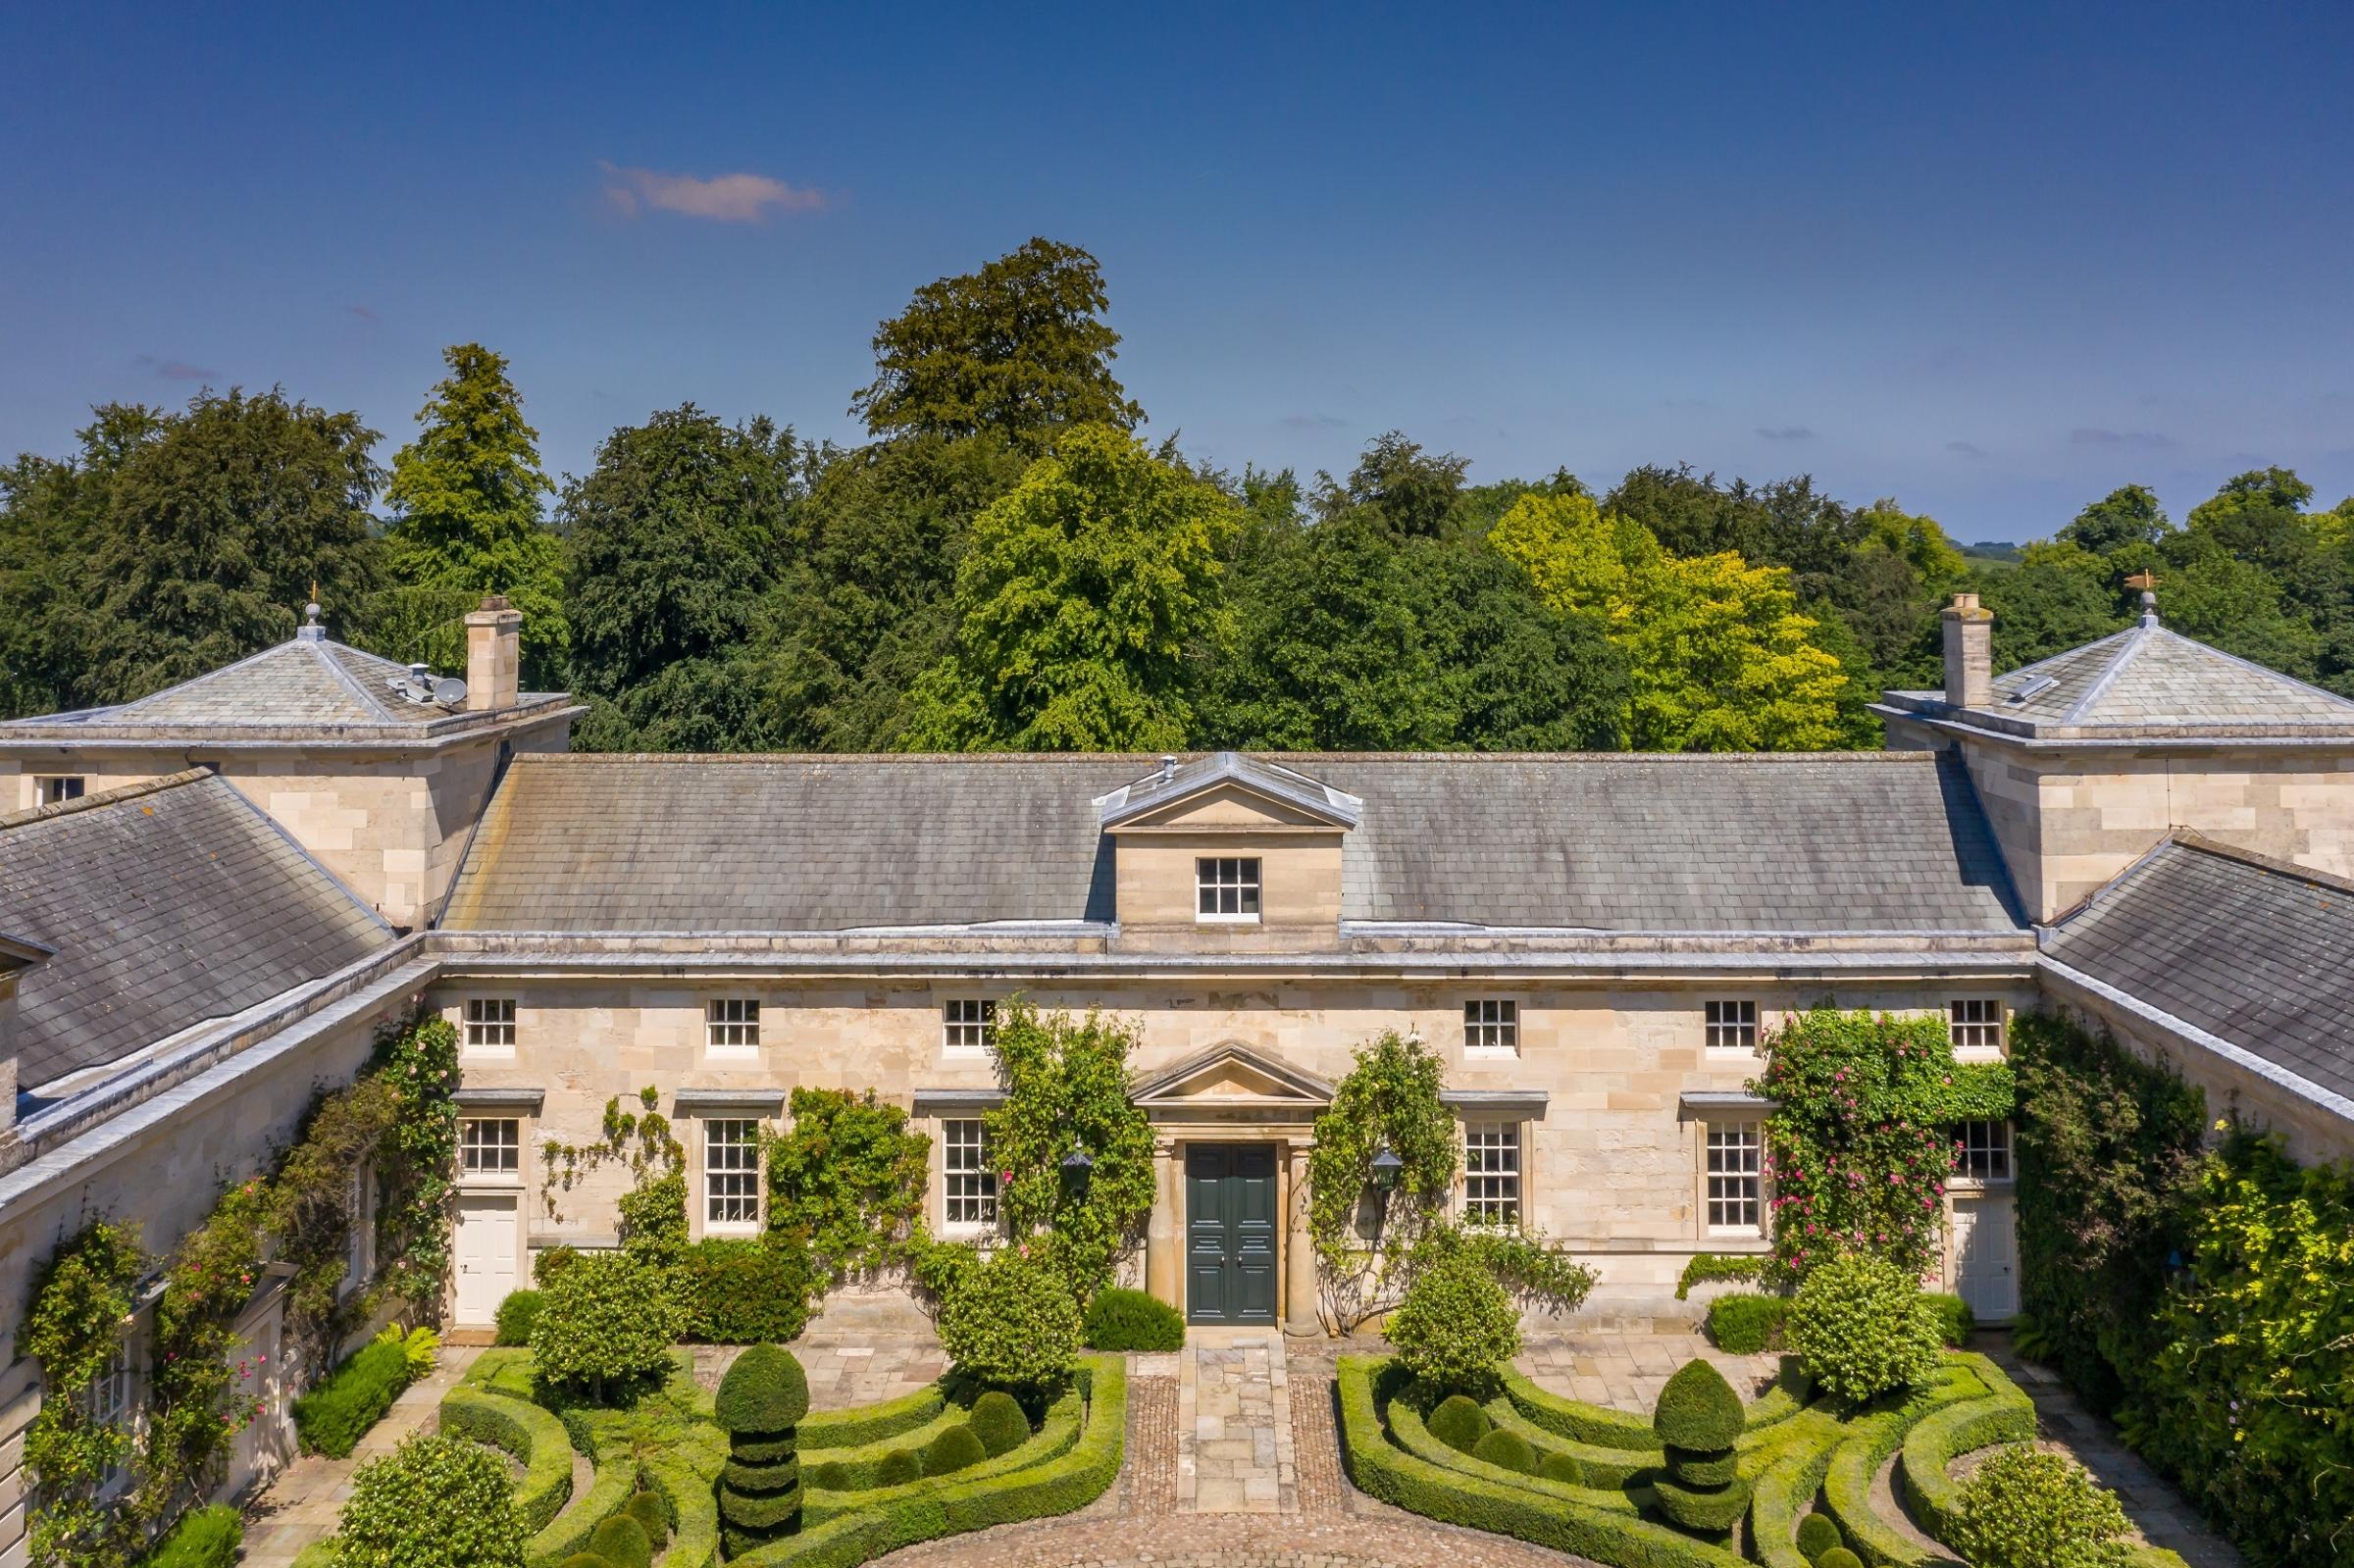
xmin=1185 ymin=1143 xmax=1277 ymax=1324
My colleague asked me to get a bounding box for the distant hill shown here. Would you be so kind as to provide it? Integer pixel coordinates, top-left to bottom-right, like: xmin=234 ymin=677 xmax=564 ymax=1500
xmin=1960 ymin=539 xmax=2022 ymax=565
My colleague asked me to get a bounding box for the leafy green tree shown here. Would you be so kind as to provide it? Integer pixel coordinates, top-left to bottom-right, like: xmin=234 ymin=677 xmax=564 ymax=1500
xmin=560 ymin=406 xmax=803 ymax=750
xmin=1491 ymin=492 xmax=1848 ymax=750
xmin=900 ymin=425 xmax=1237 ymax=750
xmin=0 ymin=405 xmax=164 ymax=717
xmin=850 ymin=238 xmax=1142 ymax=451
xmin=91 ymin=387 xmax=384 ymax=700
xmin=374 ymin=344 xmax=565 ymax=684
xmin=2157 ymin=551 xmax=2325 ymax=679
xmin=759 ymin=432 xmax=1030 ymax=749
xmin=2059 ymin=483 xmax=2171 ymax=556
xmin=1977 ymin=544 xmax=2128 ymax=671
xmin=1311 ymin=430 xmax=1469 ymax=539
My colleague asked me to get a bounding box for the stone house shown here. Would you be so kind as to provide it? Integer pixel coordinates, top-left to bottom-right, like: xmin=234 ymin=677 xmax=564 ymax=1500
xmin=1 ymin=591 xmax=2350 ymax=1560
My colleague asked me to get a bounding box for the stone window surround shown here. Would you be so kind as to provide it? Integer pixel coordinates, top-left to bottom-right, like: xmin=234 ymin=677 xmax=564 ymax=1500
xmin=943 ymin=996 xmax=996 ymax=1055
xmin=705 ymin=996 xmax=760 ymax=1054
xmin=453 ymin=1087 xmax=542 ymax=1191
xmin=1462 ymin=998 xmax=1518 ymax=1055
xmin=461 ymin=994 xmax=518 ymax=1056
xmin=940 ymin=1117 xmax=998 ymax=1237
xmin=1953 ymin=1117 xmax=2015 ymax=1188
xmin=1703 ymin=1120 xmax=1764 ymax=1235
xmin=1462 ymin=1120 xmax=1521 ymax=1226
xmin=1949 ymin=996 xmax=2006 ymax=1058
xmin=1705 ymin=997 xmax=1761 ymax=1055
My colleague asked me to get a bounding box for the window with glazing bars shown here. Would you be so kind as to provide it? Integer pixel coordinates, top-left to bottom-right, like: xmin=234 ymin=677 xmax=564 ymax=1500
xmin=1706 ymin=1122 xmax=1762 ymax=1230
xmin=1196 ymin=857 xmax=1261 ymax=919
xmin=1463 ymin=1123 xmax=1521 ymax=1225
xmin=705 ymin=1120 xmax=761 ymax=1227
xmin=944 ymin=999 xmax=996 ymax=1052
xmin=460 ymin=1118 xmax=520 ymax=1173
xmin=465 ymin=997 xmax=516 ymax=1050
xmin=1464 ymin=999 xmax=1518 ymax=1052
xmin=943 ymin=1119 xmax=998 ymax=1229
xmin=1706 ymin=999 xmax=1759 ymax=1051
xmin=707 ymin=998 xmax=760 ymax=1049
xmin=1948 ymin=998 xmax=2004 ymax=1052
xmin=1957 ymin=1119 xmax=2013 ymax=1181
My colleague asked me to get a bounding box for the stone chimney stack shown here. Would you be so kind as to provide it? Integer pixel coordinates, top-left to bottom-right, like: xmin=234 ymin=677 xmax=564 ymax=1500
xmin=464 ymin=594 xmax=523 ymax=713
xmin=1942 ymin=592 xmax=1993 ymax=709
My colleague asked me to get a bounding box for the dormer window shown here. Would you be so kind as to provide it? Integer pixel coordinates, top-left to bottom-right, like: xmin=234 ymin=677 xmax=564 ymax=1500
xmin=34 ymin=776 xmax=85 ymax=807
xmin=1197 ymin=857 xmax=1261 ymax=923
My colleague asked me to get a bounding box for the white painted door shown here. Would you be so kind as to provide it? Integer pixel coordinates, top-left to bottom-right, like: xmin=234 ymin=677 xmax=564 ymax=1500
xmin=1952 ymin=1196 xmax=2019 ymax=1321
xmin=455 ymin=1192 xmax=520 ymax=1325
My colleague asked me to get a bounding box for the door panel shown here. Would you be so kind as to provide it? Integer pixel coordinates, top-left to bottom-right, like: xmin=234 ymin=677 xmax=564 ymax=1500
xmin=455 ymin=1192 xmax=519 ymax=1325
xmin=1953 ymin=1197 xmax=2019 ymax=1321
xmin=1185 ymin=1144 xmax=1278 ymax=1324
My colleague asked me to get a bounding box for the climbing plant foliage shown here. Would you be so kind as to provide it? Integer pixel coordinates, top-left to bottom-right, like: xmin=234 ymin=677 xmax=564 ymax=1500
xmin=22 ymin=1221 xmax=146 ymax=1568
xmin=1306 ymin=1032 xmax=1458 ymax=1332
xmin=983 ymin=1001 xmax=1155 ymax=1300
xmin=766 ymin=1087 xmax=932 ymax=1287
xmin=374 ymin=1014 xmax=461 ymax=1306
xmin=1750 ymin=1006 xmax=2013 ymax=1281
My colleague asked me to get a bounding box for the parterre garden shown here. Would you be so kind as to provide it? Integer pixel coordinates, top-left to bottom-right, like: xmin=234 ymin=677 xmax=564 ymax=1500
xmin=1343 ymin=1247 xmax=2192 ymax=1568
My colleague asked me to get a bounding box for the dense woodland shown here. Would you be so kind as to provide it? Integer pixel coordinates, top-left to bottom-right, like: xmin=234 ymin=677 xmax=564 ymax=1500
xmin=6 ymin=237 xmax=2351 ymax=751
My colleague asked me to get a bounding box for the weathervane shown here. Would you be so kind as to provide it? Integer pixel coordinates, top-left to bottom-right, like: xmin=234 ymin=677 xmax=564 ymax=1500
xmin=2124 ymin=570 xmax=2159 ymax=627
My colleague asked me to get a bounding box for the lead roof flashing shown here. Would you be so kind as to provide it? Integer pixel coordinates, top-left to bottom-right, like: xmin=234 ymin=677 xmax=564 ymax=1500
xmin=1096 ymin=750 xmax=1363 ymax=829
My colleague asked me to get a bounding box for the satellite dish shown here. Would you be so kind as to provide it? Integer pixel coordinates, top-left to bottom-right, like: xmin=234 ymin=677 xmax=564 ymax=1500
xmin=433 ymin=677 xmax=468 ymax=706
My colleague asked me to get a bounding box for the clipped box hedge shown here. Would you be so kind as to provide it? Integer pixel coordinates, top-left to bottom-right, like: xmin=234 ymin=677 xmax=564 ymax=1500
xmin=1337 ymin=1357 xmax=1748 ymax=1568
xmin=526 ymin=1411 xmax=637 ymax=1567
xmin=291 ymin=1336 xmax=414 ymax=1458
xmin=1816 ymin=1360 xmax=1989 ymax=1568
xmin=802 ymin=1387 xmax=1085 ymax=1528
xmin=643 ymin=1453 xmax=721 ymax=1568
xmin=734 ymin=1357 xmax=1125 ymax=1568
xmin=799 ymin=1383 xmax=947 ymax=1449
xmin=438 ymin=1387 xmax=576 ymax=1535
xmin=1895 ymin=1384 xmax=2035 ymax=1542
xmin=797 ymin=1404 xmax=965 ymax=1490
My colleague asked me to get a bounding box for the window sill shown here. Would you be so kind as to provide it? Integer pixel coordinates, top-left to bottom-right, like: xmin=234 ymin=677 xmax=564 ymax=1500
xmin=702 ymin=1222 xmax=763 ymax=1238
xmin=1948 ymin=1177 xmax=2016 ymax=1193
xmin=457 ymin=1173 xmax=525 ymax=1190
xmin=1951 ymin=1046 xmax=2005 ymax=1063
xmin=1706 ymin=1226 xmax=1766 ymax=1240
xmin=1462 ymin=1047 xmax=1520 ymax=1060
xmin=1195 ymin=915 xmax=1263 ymax=927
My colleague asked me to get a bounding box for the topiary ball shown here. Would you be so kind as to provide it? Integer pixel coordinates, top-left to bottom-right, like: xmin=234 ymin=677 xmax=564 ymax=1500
xmin=1796 ymin=1511 xmax=1843 ymax=1563
xmin=924 ymin=1423 xmax=988 ymax=1477
xmin=969 ymin=1391 xmax=1031 ymax=1457
xmin=808 ymin=1461 xmax=848 ymax=1490
xmin=624 ymin=1490 xmax=669 ymax=1549
xmin=1818 ymin=1550 xmax=1863 ymax=1568
xmin=587 ymin=1514 xmax=652 ymax=1568
xmin=1469 ymin=1427 xmax=1539 ymax=1476
xmin=716 ymin=1343 xmax=810 ymax=1435
xmin=1427 ymin=1393 xmax=1492 ymax=1452
xmin=1539 ymin=1449 xmax=1582 ymax=1486
xmin=1653 ymin=1359 xmax=1744 ymax=1452
xmin=875 ymin=1447 xmax=921 ymax=1486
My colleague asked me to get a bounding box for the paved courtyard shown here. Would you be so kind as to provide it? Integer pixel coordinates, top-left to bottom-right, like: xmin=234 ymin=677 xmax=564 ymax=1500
xmin=236 ymin=1323 xmax=2239 ymax=1568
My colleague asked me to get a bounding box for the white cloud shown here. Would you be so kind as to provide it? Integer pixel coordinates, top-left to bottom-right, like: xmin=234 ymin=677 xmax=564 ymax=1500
xmin=598 ymin=162 xmax=826 ymax=222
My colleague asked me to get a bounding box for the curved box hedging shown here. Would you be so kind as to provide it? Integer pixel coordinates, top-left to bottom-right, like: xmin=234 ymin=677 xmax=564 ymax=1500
xmin=1746 ymin=1415 xmax=1841 ymax=1568
xmin=1389 ymin=1391 xmax=1643 ymax=1515
xmin=1498 ymin=1356 xmax=1811 ymax=1456
xmin=798 ymin=1404 xmax=966 ymax=1490
xmin=1338 ymin=1357 xmax=1750 ymax=1568
xmin=1479 ymin=1399 xmax=1658 ymax=1490
xmin=734 ymin=1357 xmax=1125 ymax=1568
xmin=799 ymin=1384 xmax=947 ymax=1449
xmin=1816 ymin=1362 xmax=1987 ymax=1568
xmin=1896 ymin=1389 xmax=2035 ymax=1542
xmin=525 ymin=1415 xmax=636 ymax=1567
xmin=643 ymin=1452 xmax=722 ymax=1568
xmin=438 ymin=1387 xmax=576 ymax=1535
xmin=802 ymin=1385 xmax=1085 ymax=1527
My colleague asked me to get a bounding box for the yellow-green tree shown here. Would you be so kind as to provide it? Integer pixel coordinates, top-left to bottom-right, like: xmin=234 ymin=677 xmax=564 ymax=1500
xmin=1489 ymin=492 xmax=1847 ymax=750
xmin=899 ymin=425 xmax=1237 ymax=751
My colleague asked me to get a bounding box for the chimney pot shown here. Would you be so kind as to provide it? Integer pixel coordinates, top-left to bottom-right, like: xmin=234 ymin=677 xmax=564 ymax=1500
xmin=462 ymin=595 xmax=524 ymax=713
xmin=1941 ymin=591 xmax=1994 ymax=708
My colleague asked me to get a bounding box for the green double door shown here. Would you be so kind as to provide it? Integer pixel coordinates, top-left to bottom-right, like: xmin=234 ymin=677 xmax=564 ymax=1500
xmin=1185 ymin=1143 xmax=1277 ymax=1324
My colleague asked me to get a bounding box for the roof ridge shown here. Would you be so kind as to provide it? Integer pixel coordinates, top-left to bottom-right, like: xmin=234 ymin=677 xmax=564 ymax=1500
xmin=2168 ymin=831 xmax=2354 ymax=897
xmin=2060 ymin=620 xmax=2151 ymax=725
xmin=306 ymin=636 xmax=403 ymax=722
xmin=508 ymin=749 xmax=1941 ymax=767
xmin=0 ymin=768 xmax=218 ymax=832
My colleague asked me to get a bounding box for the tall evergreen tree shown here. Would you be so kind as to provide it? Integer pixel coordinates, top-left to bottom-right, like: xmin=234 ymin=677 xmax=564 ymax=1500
xmin=375 ymin=344 xmax=565 ymax=684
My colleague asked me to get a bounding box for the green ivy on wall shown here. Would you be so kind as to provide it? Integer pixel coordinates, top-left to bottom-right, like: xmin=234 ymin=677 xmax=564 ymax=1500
xmin=21 ymin=1220 xmax=146 ymax=1568
xmin=983 ymin=1000 xmax=1156 ymax=1301
xmin=765 ymin=1086 xmax=932 ymax=1287
xmin=374 ymin=1014 xmax=461 ymax=1306
xmin=1750 ymin=1006 xmax=2012 ymax=1281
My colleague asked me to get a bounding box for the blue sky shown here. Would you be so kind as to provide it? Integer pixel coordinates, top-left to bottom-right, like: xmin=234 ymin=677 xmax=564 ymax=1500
xmin=3 ymin=3 xmax=2350 ymax=544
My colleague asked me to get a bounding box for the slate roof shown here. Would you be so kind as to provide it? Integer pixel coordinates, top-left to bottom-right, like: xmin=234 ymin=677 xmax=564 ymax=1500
xmin=0 ymin=626 xmax=573 ymax=741
xmin=1879 ymin=611 xmax=2354 ymax=741
xmin=1100 ymin=751 xmax=1362 ymax=829
xmin=2045 ymin=836 xmax=2354 ymax=1103
xmin=0 ymin=772 xmax=391 ymax=1092
xmin=440 ymin=750 xmax=2022 ymax=934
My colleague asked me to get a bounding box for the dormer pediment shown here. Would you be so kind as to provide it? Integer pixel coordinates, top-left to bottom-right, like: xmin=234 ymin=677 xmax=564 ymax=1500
xmin=1130 ymin=1041 xmax=1336 ymax=1111
xmin=1099 ymin=752 xmax=1359 ymax=835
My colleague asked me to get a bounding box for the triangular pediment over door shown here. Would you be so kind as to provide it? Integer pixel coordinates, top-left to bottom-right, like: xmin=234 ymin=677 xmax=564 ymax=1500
xmin=1130 ymin=1041 xmax=1335 ymax=1118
